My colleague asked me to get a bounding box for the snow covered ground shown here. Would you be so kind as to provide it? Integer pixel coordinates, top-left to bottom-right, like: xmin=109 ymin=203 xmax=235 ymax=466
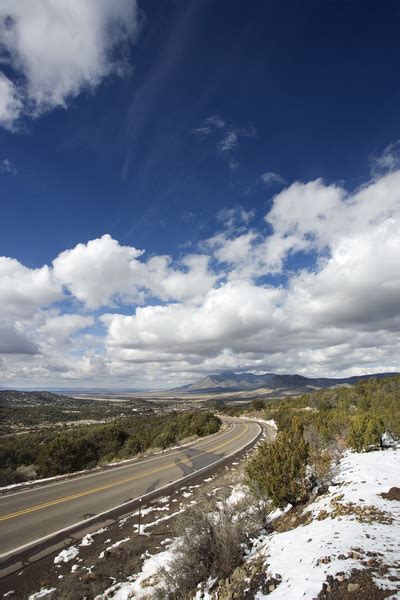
xmin=250 ymin=446 xmax=400 ymax=599
xmin=95 ymin=540 xmax=179 ymax=599
xmin=94 ymin=447 xmax=400 ymax=599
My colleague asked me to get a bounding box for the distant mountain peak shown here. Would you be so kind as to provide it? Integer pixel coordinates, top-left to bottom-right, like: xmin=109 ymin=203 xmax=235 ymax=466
xmin=172 ymin=371 xmax=399 ymax=396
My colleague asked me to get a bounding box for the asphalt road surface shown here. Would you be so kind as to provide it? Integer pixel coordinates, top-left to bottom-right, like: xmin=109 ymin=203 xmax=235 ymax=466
xmin=0 ymin=418 xmax=261 ymax=558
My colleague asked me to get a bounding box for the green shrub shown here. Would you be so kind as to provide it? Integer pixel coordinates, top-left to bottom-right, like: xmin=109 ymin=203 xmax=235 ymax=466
xmin=347 ymin=413 xmax=384 ymax=452
xmin=246 ymin=418 xmax=310 ymax=508
xmin=0 ymin=411 xmax=222 ymax=481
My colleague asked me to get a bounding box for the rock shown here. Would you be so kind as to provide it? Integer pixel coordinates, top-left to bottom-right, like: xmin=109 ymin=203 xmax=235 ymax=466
xmin=268 ymin=584 xmax=275 ymax=592
xmin=336 ymin=574 xmax=346 ymax=582
xmin=347 ymin=583 xmax=360 ymax=592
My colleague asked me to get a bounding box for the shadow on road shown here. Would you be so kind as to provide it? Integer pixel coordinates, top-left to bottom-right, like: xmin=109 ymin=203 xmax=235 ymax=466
xmin=174 ymin=447 xmax=222 ymax=476
xmin=145 ymin=478 xmax=161 ymax=494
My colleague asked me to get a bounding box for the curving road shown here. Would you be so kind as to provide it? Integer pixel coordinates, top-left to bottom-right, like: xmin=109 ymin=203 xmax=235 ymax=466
xmin=0 ymin=418 xmax=261 ymax=560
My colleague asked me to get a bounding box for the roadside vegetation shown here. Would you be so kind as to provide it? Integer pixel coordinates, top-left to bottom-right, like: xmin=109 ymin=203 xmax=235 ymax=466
xmin=243 ymin=376 xmax=400 ymax=508
xmin=151 ymin=376 xmax=400 ymax=598
xmin=0 ymin=411 xmax=221 ymax=486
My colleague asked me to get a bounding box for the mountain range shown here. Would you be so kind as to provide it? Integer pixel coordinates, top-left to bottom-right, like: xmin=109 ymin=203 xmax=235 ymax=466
xmin=172 ymin=371 xmax=398 ymax=395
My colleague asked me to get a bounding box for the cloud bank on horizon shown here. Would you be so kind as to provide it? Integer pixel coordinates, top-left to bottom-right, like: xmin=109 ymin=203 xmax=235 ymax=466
xmin=1 ymin=162 xmax=400 ymax=388
xmin=0 ymin=1 xmax=399 ymax=388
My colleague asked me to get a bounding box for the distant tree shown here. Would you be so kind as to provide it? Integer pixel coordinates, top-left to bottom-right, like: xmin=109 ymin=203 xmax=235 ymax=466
xmin=251 ymin=399 xmax=266 ymax=411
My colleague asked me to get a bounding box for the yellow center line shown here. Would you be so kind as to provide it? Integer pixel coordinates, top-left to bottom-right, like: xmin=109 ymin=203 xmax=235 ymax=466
xmin=0 ymin=424 xmax=249 ymax=522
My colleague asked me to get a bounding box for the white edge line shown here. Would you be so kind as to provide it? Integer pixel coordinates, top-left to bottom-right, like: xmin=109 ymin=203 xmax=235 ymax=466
xmin=1 ymin=421 xmax=235 ymax=498
xmin=0 ymin=421 xmax=261 ymax=561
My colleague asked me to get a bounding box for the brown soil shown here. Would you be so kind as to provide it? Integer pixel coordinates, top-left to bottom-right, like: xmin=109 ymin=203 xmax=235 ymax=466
xmin=380 ymin=487 xmax=400 ymax=501
xmin=318 ymin=569 xmax=397 ymax=599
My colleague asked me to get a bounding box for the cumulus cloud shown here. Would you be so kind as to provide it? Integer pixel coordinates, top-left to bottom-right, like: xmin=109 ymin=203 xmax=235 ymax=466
xmin=52 ymin=234 xmax=144 ymax=308
xmin=0 ymin=256 xmax=63 ymax=318
xmin=1 ymin=167 xmax=400 ymax=386
xmin=102 ymin=281 xmax=281 ymax=354
xmin=0 ymin=324 xmax=38 ymax=355
xmin=0 ymin=73 xmax=23 ymax=130
xmin=0 ymin=0 xmax=140 ymax=130
xmin=52 ymin=234 xmax=216 ymax=308
xmin=39 ymin=313 xmax=95 ymax=345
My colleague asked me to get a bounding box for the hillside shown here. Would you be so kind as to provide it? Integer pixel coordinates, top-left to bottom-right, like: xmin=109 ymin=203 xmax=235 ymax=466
xmin=0 ymin=389 xmax=74 ymax=405
xmin=172 ymin=370 xmax=399 ymax=395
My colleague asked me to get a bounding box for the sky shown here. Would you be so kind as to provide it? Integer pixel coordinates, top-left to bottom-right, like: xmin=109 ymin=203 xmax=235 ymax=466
xmin=0 ymin=0 xmax=400 ymax=389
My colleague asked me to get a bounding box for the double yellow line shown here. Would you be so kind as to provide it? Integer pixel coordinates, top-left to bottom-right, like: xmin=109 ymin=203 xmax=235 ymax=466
xmin=0 ymin=424 xmax=249 ymax=523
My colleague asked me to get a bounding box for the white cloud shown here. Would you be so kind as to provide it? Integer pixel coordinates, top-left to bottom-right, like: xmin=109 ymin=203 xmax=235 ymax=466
xmin=102 ymin=281 xmax=281 ymax=354
xmin=0 ymin=73 xmax=22 ymax=130
xmin=53 ymin=234 xmax=144 ymax=308
xmin=40 ymin=313 xmax=94 ymax=345
xmin=52 ymin=234 xmax=217 ymax=308
xmin=143 ymin=254 xmax=217 ymax=303
xmin=0 ymin=0 xmax=140 ymax=129
xmin=0 ymin=256 xmax=63 ymax=318
xmin=1 ymin=167 xmax=400 ymax=385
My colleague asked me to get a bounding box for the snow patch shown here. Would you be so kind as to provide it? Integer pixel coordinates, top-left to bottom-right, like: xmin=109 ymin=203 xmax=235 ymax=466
xmin=28 ymin=588 xmax=57 ymax=599
xmin=253 ymin=447 xmax=400 ymax=599
xmin=54 ymin=546 xmax=79 ymax=564
xmin=99 ymin=538 xmax=130 ymax=559
xmin=96 ymin=540 xmax=178 ymax=599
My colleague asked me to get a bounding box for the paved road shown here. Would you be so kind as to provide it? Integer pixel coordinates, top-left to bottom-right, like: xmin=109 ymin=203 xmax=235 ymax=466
xmin=0 ymin=418 xmax=261 ymax=558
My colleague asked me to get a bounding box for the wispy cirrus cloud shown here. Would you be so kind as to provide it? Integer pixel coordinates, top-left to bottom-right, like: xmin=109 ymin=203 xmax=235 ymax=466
xmin=260 ymin=171 xmax=286 ymax=186
xmin=193 ymin=114 xmax=256 ymax=173
xmin=218 ymin=126 xmax=256 ymax=153
xmin=0 ymin=158 xmax=17 ymax=175
xmin=370 ymin=139 xmax=400 ymax=176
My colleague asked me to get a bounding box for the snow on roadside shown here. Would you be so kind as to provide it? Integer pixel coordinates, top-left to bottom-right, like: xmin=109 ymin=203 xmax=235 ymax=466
xmin=28 ymin=588 xmax=57 ymax=599
xmin=96 ymin=540 xmax=179 ymax=599
xmin=99 ymin=538 xmax=130 ymax=559
xmin=256 ymin=418 xmax=277 ymax=430
xmin=216 ymin=484 xmax=247 ymax=509
xmin=80 ymin=527 xmax=107 ymax=547
xmin=252 ymin=446 xmax=400 ymax=599
xmin=133 ymin=508 xmax=185 ymax=535
xmin=240 ymin=417 xmax=277 ymax=430
xmin=54 ymin=546 xmax=79 ymax=564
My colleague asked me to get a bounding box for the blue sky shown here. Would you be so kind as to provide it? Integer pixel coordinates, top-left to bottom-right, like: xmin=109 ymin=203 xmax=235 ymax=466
xmin=1 ymin=1 xmax=400 ymax=388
